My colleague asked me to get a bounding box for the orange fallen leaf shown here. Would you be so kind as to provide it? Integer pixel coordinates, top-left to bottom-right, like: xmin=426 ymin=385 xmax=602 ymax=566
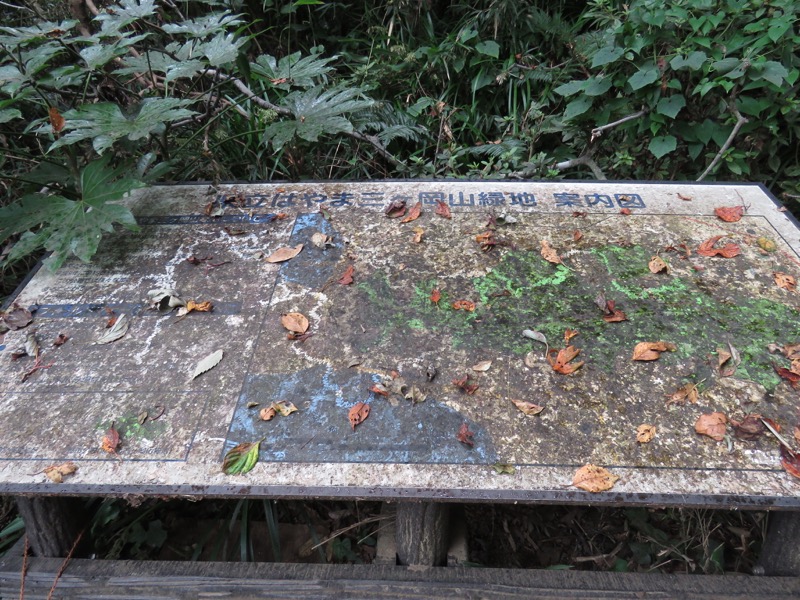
xmin=452 ymin=374 xmax=479 ymax=394
xmin=573 ymin=230 xmax=583 ymax=242
xmin=281 ymin=312 xmax=309 ymax=334
xmin=780 ymin=445 xmax=800 ymax=480
xmin=636 ymin=424 xmax=656 ymax=443
xmin=774 ymin=272 xmax=797 ymax=292
xmin=714 ymin=205 xmax=745 ymax=222
xmin=434 ymin=200 xmax=451 ymax=219
xmin=573 ymin=464 xmax=619 ymax=492
xmin=457 ymin=422 xmax=475 ymax=447
xmin=338 ymin=264 xmax=355 ymax=285
xmin=511 ymin=399 xmax=544 ymax=416
xmin=400 ymin=201 xmax=422 ymax=223
xmin=43 ymin=462 xmax=77 ymax=483
xmin=101 ymin=423 xmax=120 ymax=454
xmin=677 ymin=193 xmax=692 ymax=201
xmin=695 ymin=412 xmax=727 ymax=441
xmin=730 ymin=414 xmax=766 ymax=440
xmin=384 ymin=199 xmax=406 ymax=218
xmin=49 ymin=106 xmax=65 ymax=134
xmin=619 ymin=208 xmax=632 ymax=215
xmin=451 ymin=300 xmax=475 ymax=311
xmin=564 ymin=329 xmax=579 ymax=343
xmin=181 ymin=300 xmax=213 ymax=316
xmin=697 ymin=236 xmax=740 ymax=258
xmin=348 ymin=402 xmax=370 ymax=430
xmin=648 ymin=256 xmax=669 ymax=274
xmin=369 ymin=383 xmax=389 ymax=397
xmin=665 ymin=382 xmax=699 ymax=406
xmin=475 ymin=230 xmax=496 ymax=252
xmin=266 ymin=244 xmax=304 ymax=263
xmin=547 ymin=345 xmax=584 ymax=375
xmin=775 ymin=365 xmax=800 ymax=388
xmin=632 ymin=341 xmax=676 ymax=361
xmin=430 ymin=289 xmax=442 ymax=305
xmin=412 ymin=226 xmax=424 ymax=243
xmin=259 ymin=406 xmax=277 ymax=421
xmin=540 ymin=240 xmax=562 ymax=264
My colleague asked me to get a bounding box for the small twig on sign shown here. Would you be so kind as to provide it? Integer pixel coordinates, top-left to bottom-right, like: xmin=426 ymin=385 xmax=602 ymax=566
xmin=697 ymin=105 xmax=749 ymax=182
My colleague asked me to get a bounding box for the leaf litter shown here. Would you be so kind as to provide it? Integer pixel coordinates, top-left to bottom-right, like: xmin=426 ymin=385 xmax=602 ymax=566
xmin=222 ymin=439 xmax=263 ymax=475
xmin=191 ymin=349 xmax=223 ymax=380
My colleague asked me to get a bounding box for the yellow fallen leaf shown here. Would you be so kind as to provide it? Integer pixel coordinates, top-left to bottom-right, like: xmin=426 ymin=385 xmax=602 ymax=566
xmin=43 ymin=462 xmax=77 ymax=483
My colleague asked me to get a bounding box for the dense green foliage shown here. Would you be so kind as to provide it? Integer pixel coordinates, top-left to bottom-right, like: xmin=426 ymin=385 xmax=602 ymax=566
xmin=0 ymin=0 xmax=797 ymax=271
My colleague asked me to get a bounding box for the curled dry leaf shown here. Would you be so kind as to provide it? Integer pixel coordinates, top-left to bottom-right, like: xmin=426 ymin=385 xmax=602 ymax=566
xmin=273 ymin=400 xmax=297 ymax=416
xmin=178 ymin=300 xmax=213 ymax=316
xmin=731 ymin=414 xmax=766 ymax=441
xmin=259 ymin=406 xmax=277 ymax=421
xmin=492 ymin=463 xmax=516 ymax=475
xmin=434 ymin=200 xmax=451 ymax=219
xmin=511 ymin=399 xmax=544 ymax=416
xmin=49 ymin=106 xmax=65 ymax=134
xmin=717 ymin=344 xmax=740 ymax=377
xmin=775 ymin=365 xmax=800 ymax=388
xmin=412 ymin=226 xmax=425 ymax=243
xmin=384 ymin=199 xmax=406 ymax=218
xmin=695 ymin=412 xmax=727 ymax=441
xmin=311 ymin=232 xmax=334 ymax=249
xmin=540 ymin=240 xmax=562 ymax=264
xmin=101 ymin=423 xmax=120 ymax=454
xmin=714 ymin=205 xmax=745 ymax=222
xmin=348 ymin=402 xmax=370 ymax=430
xmin=1 ymin=304 xmax=33 ymax=330
xmin=648 ymin=256 xmax=669 ymax=274
xmin=619 ymin=208 xmax=632 ymax=215
xmin=281 ymin=312 xmax=309 ymax=334
xmin=452 ymin=300 xmax=476 ymax=311
xmin=94 ymin=313 xmax=129 ymax=345
xmin=780 ymin=445 xmax=800 ymax=480
xmin=266 ymin=244 xmax=304 ymax=263
xmin=636 ymin=424 xmax=656 ymax=443
xmin=564 ymin=329 xmax=579 ymax=344
xmin=370 ymin=383 xmax=389 ymax=397
xmin=222 ymin=440 xmax=262 ymax=475
xmin=400 ymin=201 xmax=422 ymax=223
xmin=774 ymin=272 xmax=797 ymax=292
xmin=697 ymin=236 xmax=740 ymax=258
xmin=43 ymin=462 xmax=77 ymax=483
xmin=573 ymin=464 xmax=619 ymax=493
xmin=678 ymin=193 xmax=692 ymax=201
xmin=632 ymin=341 xmax=676 ymax=361
xmin=522 ymin=329 xmax=549 ymax=356
xmin=338 ymin=264 xmax=355 ymax=285
xmin=471 ymin=360 xmax=492 ymax=372
xmin=53 ymin=333 xmax=69 ymax=347
xmin=573 ymin=230 xmax=583 ymax=242
xmin=547 ymin=345 xmax=584 ymax=375
xmin=665 ymin=382 xmax=699 ymax=406
xmin=452 ymin=374 xmax=479 ymax=395
xmin=475 ymin=231 xmax=496 ymax=252
xmin=457 ymin=422 xmax=475 ymax=447
xmin=191 ymin=349 xmax=223 ymax=380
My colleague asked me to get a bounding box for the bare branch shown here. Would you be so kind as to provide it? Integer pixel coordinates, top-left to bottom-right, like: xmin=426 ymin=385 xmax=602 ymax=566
xmin=203 ymin=69 xmax=290 ymax=116
xmin=555 ymin=154 xmax=607 ymax=180
xmin=591 ymin=109 xmax=648 ymax=142
xmin=0 ymin=0 xmax=34 ymax=12
xmin=697 ymin=106 xmax=748 ymax=181
xmin=345 ymin=130 xmax=405 ymax=169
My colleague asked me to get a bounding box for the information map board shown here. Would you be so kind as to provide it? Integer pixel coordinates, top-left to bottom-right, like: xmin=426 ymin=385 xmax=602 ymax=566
xmin=1 ymin=181 xmax=799 ymax=507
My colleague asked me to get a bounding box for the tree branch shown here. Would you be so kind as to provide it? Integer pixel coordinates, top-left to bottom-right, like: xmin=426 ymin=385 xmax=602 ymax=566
xmin=697 ymin=105 xmax=748 ymax=181
xmin=203 ymin=69 xmax=290 ymax=116
xmin=591 ymin=109 xmax=648 ymax=142
xmin=555 ymin=153 xmax=607 ymax=180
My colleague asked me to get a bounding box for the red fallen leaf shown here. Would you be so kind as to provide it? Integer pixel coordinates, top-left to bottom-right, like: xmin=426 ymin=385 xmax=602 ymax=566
xmin=677 ymin=193 xmax=692 ymax=201
xmin=49 ymin=106 xmax=65 ymax=134
xmin=348 ymin=402 xmax=370 ymax=431
xmin=597 ymin=297 xmax=627 ymax=323
xmin=714 ymin=205 xmax=745 ymax=222
xmin=573 ymin=230 xmax=583 ymax=242
xmin=400 ymin=201 xmax=422 ymax=223
xmin=564 ymin=329 xmax=579 ymax=343
xmin=451 ymin=300 xmax=476 ymax=311
xmin=101 ymin=423 xmax=120 ymax=454
xmin=452 ymin=374 xmax=479 ymax=395
xmin=53 ymin=333 xmax=69 ymax=347
xmin=457 ymin=422 xmax=475 ymax=447
xmin=572 ymin=211 xmax=588 ymax=218
xmin=730 ymin=414 xmax=766 ymax=441
xmin=695 ymin=412 xmax=727 ymax=441
xmin=338 ymin=264 xmax=355 ymax=285
xmin=780 ymin=445 xmax=800 ymax=480
xmin=434 ymin=200 xmax=451 ymax=219
xmin=384 ymin=200 xmax=406 ymax=218
xmin=286 ymin=331 xmax=313 ymax=342
xmin=619 ymin=208 xmax=632 ymax=215
xmin=775 ymin=365 xmax=800 ymax=387
xmin=430 ymin=289 xmax=442 ymax=305
xmin=475 ymin=231 xmax=496 ymax=252
xmin=632 ymin=341 xmax=676 ymax=361
xmin=369 ymin=383 xmax=389 ymax=397
xmin=697 ymin=236 xmax=740 ymax=258
xmin=547 ymin=345 xmax=584 ymax=375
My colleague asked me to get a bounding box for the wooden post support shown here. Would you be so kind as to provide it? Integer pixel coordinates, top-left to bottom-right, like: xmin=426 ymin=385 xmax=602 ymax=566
xmin=395 ymin=502 xmax=450 ymax=566
xmin=14 ymin=496 xmax=89 ymax=558
xmin=759 ymin=511 xmax=800 ymax=576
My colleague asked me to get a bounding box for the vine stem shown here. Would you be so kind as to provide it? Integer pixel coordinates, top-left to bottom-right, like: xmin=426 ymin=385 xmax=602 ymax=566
xmin=697 ymin=105 xmax=748 ymax=181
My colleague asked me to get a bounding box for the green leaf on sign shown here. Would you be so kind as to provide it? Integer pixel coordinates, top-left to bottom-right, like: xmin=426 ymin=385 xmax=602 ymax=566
xmin=628 ymin=67 xmax=658 ymax=91
xmin=492 ymin=463 xmax=516 ymax=475
xmin=222 ymin=439 xmax=263 ymax=475
xmin=648 ymin=135 xmax=677 ymax=159
xmin=591 ymin=45 xmax=624 ymax=68
xmin=474 ymin=40 xmax=500 ymax=58
xmin=656 ymin=95 xmax=686 ymax=119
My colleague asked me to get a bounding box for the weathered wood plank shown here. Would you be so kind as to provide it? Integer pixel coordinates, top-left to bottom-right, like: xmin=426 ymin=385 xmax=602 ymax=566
xmin=1 ymin=556 xmax=799 ymax=600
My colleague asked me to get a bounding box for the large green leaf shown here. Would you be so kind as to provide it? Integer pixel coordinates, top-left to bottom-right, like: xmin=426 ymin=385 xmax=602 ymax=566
xmin=50 ymin=99 xmax=196 ymax=154
xmin=656 ymin=95 xmax=686 ymax=119
xmin=263 ymin=86 xmax=374 ymax=150
xmin=591 ymin=45 xmax=624 ymax=68
xmin=628 ymin=66 xmax=658 ymax=91
xmin=648 ymin=135 xmax=677 ymax=159
xmin=251 ymin=51 xmax=337 ymax=89
xmin=0 ymin=156 xmax=143 ymax=271
xmin=115 ymin=49 xmax=206 ymax=83
xmin=162 ymin=13 xmax=244 ymax=38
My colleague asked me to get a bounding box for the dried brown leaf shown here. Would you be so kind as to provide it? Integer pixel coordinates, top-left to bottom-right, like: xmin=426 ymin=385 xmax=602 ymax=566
xmin=636 ymin=424 xmax=656 ymax=443
xmin=731 ymin=414 xmax=766 ymax=441
xmin=101 ymin=423 xmax=120 ymax=454
xmin=457 ymin=422 xmax=475 ymax=447
xmin=430 ymin=289 xmax=442 ymax=305
xmin=400 ymin=201 xmax=422 ymax=223
xmin=384 ymin=200 xmax=407 ymax=218
xmin=511 ymin=399 xmax=544 ymax=416
xmin=471 ymin=360 xmax=492 ymax=372
xmin=451 ymin=300 xmax=476 ymax=311
xmin=49 ymin=106 xmax=65 ymax=134
xmin=774 ymin=272 xmax=797 ymax=292
xmin=348 ymin=402 xmax=370 ymax=430
xmin=632 ymin=341 xmax=676 ymax=361
xmin=434 ymin=200 xmax=451 ymax=219
xmin=259 ymin=406 xmax=277 ymax=421
xmin=648 ymin=256 xmax=669 ymax=274
xmin=697 ymin=236 xmax=740 ymax=258
xmin=412 ymin=226 xmax=424 ymax=243
xmin=695 ymin=412 xmax=727 ymax=441
xmin=714 ymin=205 xmax=745 ymax=222
xmin=43 ymin=462 xmax=77 ymax=483
xmin=338 ymin=264 xmax=355 ymax=285
xmin=547 ymin=345 xmax=584 ymax=375
xmin=540 ymin=240 xmax=562 ymax=264
xmin=665 ymin=382 xmax=699 ymax=406
xmin=572 ymin=464 xmax=619 ymax=492
xmin=266 ymin=244 xmax=304 ymax=263
xmin=281 ymin=312 xmax=309 ymax=334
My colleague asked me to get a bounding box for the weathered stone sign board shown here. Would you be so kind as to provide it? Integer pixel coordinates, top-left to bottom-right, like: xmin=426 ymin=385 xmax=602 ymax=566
xmin=1 ymin=181 xmax=799 ymax=507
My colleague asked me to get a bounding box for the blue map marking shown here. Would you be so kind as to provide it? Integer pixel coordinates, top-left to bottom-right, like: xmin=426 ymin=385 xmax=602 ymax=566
xmin=225 ymin=365 xmax=497 ymax=465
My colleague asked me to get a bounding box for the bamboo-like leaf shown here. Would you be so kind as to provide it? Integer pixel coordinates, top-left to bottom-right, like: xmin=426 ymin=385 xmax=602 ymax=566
xmin=191 ymin=349 xmax=223 ymax=380
xmin=222 ymin=440 xmax=262 ymax=475
xmin=94 ymin=313 xmax=129 ymax=345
